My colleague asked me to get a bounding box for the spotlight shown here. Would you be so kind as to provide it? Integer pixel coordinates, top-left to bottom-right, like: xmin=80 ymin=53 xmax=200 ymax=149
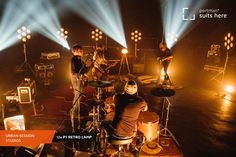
xmin=225 ymin=85 xmax=234 ymax=94
xmin=57 ymin=27 xmax=68 ymax=41
xmin=121 ymin=48 xmax=128 ymax=54
xmin=91 ymin=28 xmax=103 ymax=45
xmin=56 ymin=27 xmax=70 ymax=50
xmin=17 ymin=26 xmax=31 ymax=42
xmin=131 ymin=30 xmax=142 ymax=57
xmin=166 ymin=32 xmax=178 ymax=48
xmin=223 ymin=84 xmax=235 ymax=101
xmin=224 ymin=33 xmax=234 ymax=50
xmin=119 ymin=48 xmax=130 ymax=75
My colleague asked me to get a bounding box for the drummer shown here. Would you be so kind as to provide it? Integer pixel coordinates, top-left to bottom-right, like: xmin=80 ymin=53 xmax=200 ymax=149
xmin=107 ymin=80 xmax=148 ymax=156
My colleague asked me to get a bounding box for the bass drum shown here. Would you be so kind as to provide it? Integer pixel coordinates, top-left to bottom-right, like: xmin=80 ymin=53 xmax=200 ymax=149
xmin=137 ymin=111 xmax=159 ymax=141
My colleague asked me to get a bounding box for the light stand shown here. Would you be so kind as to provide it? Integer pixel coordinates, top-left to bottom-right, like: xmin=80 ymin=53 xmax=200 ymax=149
xmin=131 ymin=30 xmax=142 ymax=58
xmin=160 ymin=97 xmax=180 ymax=146
xmin=118 ymin=49 xmax=130 ymax=76
xmin=18 ymin=43 xmax=35 ymax=75
xmin=17 ymin=26 xmax=34 ymax=75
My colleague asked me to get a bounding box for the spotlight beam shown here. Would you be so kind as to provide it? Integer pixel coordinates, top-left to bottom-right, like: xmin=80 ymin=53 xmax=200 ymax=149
xmin=0 ymin=0 xmax=69 ymax=51
xmin=64 ymin=0 xmax=127 ymax=48
xmin=161 ymin=0 xmax=207 ymax=48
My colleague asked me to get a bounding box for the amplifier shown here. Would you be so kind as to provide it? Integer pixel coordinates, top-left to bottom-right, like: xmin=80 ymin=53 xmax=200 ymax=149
xmin=17 ymin=78 xmax=36 ymax=104
xmin=133 ymin=64 xmax=145 ymax=73
xmin=35 ymin=63 xmax=55 ymax=86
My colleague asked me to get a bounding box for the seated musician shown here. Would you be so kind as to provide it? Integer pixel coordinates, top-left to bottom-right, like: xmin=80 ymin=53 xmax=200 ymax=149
xmin=157 ymin=42 xmax=173 ymax=84
xmin=105 ymin=80 xmax=148 ymax=156
xmin=92 ymin=45 xmax=108 ymax=80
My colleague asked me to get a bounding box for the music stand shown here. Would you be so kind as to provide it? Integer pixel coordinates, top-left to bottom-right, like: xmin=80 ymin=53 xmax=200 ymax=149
xmin=150 ymin=87 xmax=180 ymax=146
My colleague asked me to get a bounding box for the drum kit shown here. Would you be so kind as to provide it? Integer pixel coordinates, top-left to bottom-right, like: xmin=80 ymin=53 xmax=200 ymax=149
xmin=134 ymin=87 xmax=180 ymax=154
xmin=70 ymin=78 xmax=179 ymax=155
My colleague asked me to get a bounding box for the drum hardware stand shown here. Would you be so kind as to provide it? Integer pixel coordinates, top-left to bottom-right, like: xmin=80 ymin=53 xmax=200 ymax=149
xmin=85 ymin=87 xmax=103 ymax=133
xmin=118 ymin=54 xmax=130 ymax=76
xmin=160 ymin=97 xmax=180 ymax=146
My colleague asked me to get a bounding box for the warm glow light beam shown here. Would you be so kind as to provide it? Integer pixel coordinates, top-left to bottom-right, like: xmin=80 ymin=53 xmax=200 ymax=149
xmin=161 ymin=0 xmax=206 ymax=48
xmin=64 ymin=0 xmax=127 ymax=48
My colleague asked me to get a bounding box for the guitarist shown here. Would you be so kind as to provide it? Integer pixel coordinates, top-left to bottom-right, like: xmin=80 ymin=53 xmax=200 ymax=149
xmin=157 ymin=42 xmax=173 ymax=84
xmin=92 ymin=45 xmax=109 ymax=80
xmin=70 ymin=44 xmax=90 ymax=129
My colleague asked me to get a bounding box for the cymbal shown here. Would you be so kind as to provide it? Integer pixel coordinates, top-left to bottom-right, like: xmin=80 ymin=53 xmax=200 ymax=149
xmin=141 ymin=141 xmax=162 ymax=154
xmin=88 ymin=80 xmax=112 ymax=88
xmin=150 ymin=87 xmax=175 ymax=97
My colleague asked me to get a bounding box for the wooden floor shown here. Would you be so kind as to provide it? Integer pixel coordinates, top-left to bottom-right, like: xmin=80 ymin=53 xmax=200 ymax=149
xmin=105 ymin=137 xmax=182 ymax=157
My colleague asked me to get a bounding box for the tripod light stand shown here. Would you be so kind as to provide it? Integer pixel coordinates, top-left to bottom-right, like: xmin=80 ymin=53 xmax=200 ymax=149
xmin=17 ymin=26 xmax=34 ymax=75
xmin=118 ymin=48 xmax=130 ymax=75
xmin=160 ymin=97 xmax=180 ymax=146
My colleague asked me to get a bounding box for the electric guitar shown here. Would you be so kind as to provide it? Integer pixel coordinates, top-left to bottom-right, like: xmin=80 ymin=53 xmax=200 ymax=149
xmin=94 ymin=60 xmax=119 ymax=79
xmin=157 ymin=56 xmax=173 ymax=62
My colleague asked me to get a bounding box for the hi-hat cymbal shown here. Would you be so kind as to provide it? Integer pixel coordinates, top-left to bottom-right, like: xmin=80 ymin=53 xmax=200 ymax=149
xmin=88 ymin=80 xmax=112 ymax=88
xmin=150 ymin=87 xmax=175 ymax=97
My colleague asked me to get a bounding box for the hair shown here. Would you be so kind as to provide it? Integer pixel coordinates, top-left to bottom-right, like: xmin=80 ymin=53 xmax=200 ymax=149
xmin=72 ymin=44 xmax=82 ymax=52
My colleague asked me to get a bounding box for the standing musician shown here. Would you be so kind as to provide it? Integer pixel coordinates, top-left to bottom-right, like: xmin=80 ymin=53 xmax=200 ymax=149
xmin=70 ymin=44 xmax=90 ymax=130
xmin=92 ymin=45 xmax=108 ymax=80
xmin=109 ymin=80 xmax=148 ymax=156
xmin=157 ymin=42 xmax=173 ymax=85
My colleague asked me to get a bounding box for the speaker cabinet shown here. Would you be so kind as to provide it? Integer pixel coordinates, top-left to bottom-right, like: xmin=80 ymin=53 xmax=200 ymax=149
xmin=17 ymin=79 xmax=36 ymax=104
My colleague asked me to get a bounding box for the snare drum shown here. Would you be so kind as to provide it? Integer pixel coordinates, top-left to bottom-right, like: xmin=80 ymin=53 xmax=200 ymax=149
xmin=138 ymin=111 xmax=159 ymax=141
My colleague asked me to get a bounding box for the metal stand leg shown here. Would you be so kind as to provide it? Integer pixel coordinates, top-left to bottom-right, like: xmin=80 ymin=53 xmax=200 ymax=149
xmin=118 ymin=55 xmax=130 ymax=76
xmin=160 ymin=97 xmax=180 ymax=146
xmin=32 ymin=99 xmax=44 ymax=116
xmin=18 ymin=43 xmax=35 ymax=75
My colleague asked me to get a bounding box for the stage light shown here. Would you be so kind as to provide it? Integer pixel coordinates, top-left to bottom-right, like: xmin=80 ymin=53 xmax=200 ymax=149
xmin=121 ymin=48 xmax=128 ymax=54
xmin=91 ymin=28 xmax=103 ymax=45
xmin=166 ymin=32 xmax=178 ymax=48
xmin=131 ymin=30 xmax=142 ymax=57
xmin=17 ymin=26 xmax=31 ymax=42
xmin=63 ymin=0 xmax=127 ymax=48
xmin=16 ymin=26 xmax=35 ymax=74
xmin=131 ymin=30 xmax=142 ymax=42
xmin=0 ymin=0 xmax=68 ymax=51
xmin=56 ymin=27 xmax=70 ymax=49
xmin=224 ymin=33 xmax=234 ymax=50
xmin=224 ymin=85 xmax=234 ymax=94
xmin=119 ymin=48 xmax=130 ymax=75
xmin=161 ymin=0 xmax=206 ymax=48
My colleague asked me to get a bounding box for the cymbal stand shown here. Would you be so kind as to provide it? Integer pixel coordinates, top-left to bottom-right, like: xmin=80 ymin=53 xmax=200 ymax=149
xmin=86 ymin=87 xmax=102 ymax=133
xmin=160 ymin=97 xmax=180 ymax=146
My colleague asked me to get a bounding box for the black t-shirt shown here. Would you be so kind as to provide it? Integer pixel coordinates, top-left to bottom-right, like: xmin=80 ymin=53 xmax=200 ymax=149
xmin=158 ymin=48 xmax=172 ymax=61
xmin=112 ymin=93 xmax=147 ymax=137
xmin=71 ymin=55 xmax=88 ymax=75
